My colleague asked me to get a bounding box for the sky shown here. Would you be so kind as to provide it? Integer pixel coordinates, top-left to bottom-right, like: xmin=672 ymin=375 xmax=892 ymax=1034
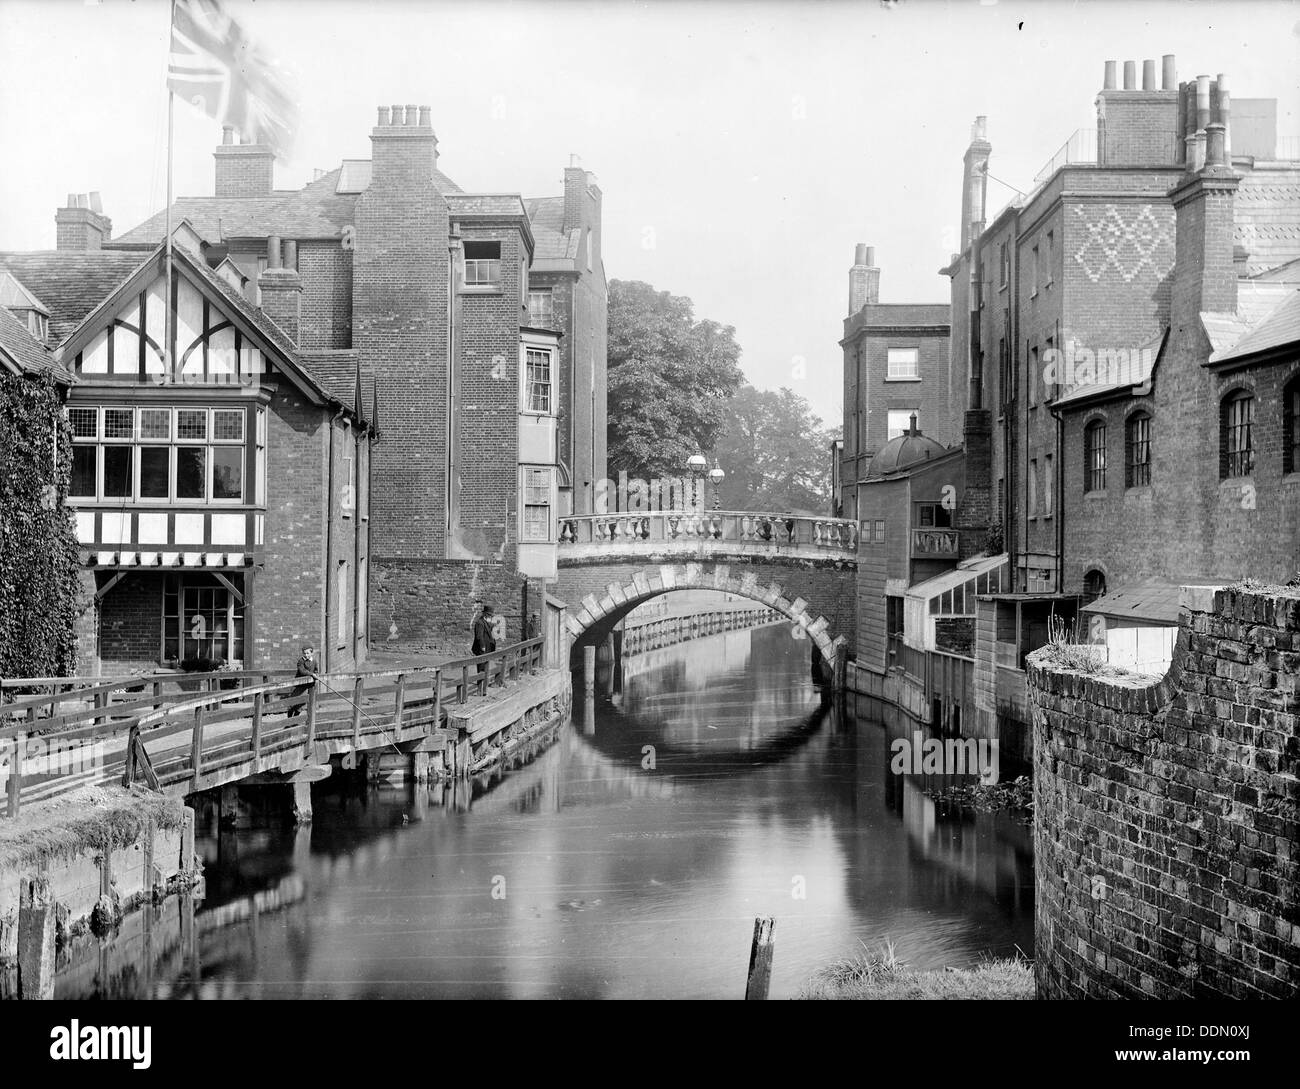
xmin=1 ymin=0 xmax=1297 ymax=428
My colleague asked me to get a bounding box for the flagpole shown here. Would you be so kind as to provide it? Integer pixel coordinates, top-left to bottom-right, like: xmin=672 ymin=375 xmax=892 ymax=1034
xmin=164 ymin=0 xmax=176 ymax=379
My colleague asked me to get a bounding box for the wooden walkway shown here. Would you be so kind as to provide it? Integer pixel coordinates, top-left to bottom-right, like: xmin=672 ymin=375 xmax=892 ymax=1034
xmin=1 ymin=639 xmax=545 ymax=816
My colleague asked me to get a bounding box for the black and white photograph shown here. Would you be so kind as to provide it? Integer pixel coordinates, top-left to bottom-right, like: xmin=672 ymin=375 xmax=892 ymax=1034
xmin=0 ymin=0 xmax=1296 ymax=1062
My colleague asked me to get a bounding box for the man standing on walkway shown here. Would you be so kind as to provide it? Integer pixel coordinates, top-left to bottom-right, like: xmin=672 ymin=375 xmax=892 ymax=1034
xmin=288 ymin=644 xmax=318 ymax=717
xmin=472 ymin=605 xmax=496 ymax=690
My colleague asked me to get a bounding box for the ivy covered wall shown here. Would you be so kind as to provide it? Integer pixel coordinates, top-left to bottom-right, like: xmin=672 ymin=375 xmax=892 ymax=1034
xmin=0 ymin=373 xmax=81 ymax=680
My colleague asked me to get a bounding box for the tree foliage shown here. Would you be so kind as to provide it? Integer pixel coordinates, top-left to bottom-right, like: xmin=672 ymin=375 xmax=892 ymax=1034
xmin=606 ymin=280 xmax=744 ymax=480
xmin=711 ymin=384 xmax=838 ymax=514
xmin=0 ymin=374 xmax=82 ymax=681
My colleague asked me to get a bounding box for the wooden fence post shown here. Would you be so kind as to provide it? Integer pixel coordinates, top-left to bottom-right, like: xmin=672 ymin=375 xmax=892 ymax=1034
xmin=251 ymin=691 xmax=264 ymax=763
xmin=394 ymin=673 xmax=406 ymax=730
xmin=190 ymin=706 xmax=205 ymax=791
xmin=5 ymin=739 xmax=20 ymax=818
xmin=745 ymin=917 xmax=776 ymax=1000
xmin=305 ymin=681 xmax=317 ymax=752
xmin=351 ymin=676 xmax=363 ymax=748
xmin=433 ymin=668 xmax=443 ymax=729
xmin=460 ymin=664 xmax=469 ymax=704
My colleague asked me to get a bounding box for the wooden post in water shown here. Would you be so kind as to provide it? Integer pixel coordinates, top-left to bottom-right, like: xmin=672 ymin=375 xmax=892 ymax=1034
xmin=745 ymin=916 xmax=776 ymax=1000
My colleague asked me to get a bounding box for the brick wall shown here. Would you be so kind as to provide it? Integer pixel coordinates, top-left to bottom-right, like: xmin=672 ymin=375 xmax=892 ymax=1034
xmin=352 ymin=121 xmax=449 ymax=560
xmin=371 ymin=559 xmax=524 ymax=651
xmin=298 ymin=241 xmax=353 ymax=350
xmin=1028 ymin=585 xmax=1300 ymax=998
xmin=98 ymin=573 xmax=161 ymax=668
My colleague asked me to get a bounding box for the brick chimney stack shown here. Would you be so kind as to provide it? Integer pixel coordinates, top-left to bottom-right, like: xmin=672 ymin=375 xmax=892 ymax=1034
xmin=848 ymin=244 xmax=880 ymax=316
xmin=1096 ymin=55 xmax=1180 ymax=167
xmin=960 ymin=117 xmax=991 ymax=251
xmin=55 ymin=192 xmax=111 ymax=251
xmin=1169 ymin=77 xmax=1239 ymax=341
xmin=214 ymin=127 xmax=275 ymax=197
xmin=258 ymin=235 xmax=301 ymax=345
xmin=369 ymin=104 xmax=439 ymax=187
xmin=563 ymin=154 xmax=587 ymax=232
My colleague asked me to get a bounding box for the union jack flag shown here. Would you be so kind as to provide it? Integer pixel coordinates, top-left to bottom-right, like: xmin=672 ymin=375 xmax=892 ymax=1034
xmin=167 ymin=0 xmax=298 ymax=160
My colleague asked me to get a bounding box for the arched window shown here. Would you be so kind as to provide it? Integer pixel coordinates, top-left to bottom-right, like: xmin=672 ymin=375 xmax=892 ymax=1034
xmin=1084 ymin=569 xmax=1106 ymax=600
xmin=1084 ymin=418 xmax=1107 ymax=493
xmin=1285 ymin=376 xmax=1300 ymax=476
xmin=1125 ymin=411 xmax=1151 ymax=488
xmin=1220 ymin=388 xmax=1254 ymax=478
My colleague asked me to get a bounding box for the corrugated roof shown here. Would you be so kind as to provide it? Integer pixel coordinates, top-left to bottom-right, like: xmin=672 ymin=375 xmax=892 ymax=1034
xmin=0 ymin=251 xmax=149 ymax=342
xmin=905 ymin=553 xmax=1010 ymax=604
xmin=0 ymin=304 xmax=66 ymax=380
xmin=1207 ymin=289 xmax=1300 ymax=365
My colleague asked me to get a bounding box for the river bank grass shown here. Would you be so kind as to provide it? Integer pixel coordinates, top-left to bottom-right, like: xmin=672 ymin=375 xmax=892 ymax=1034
xmin=800 ymin=943 xmax=1035 ymax=1000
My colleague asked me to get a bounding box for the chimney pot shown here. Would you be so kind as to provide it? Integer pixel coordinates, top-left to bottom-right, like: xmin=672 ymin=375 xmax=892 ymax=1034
xmin=418 ymin=105 xmax=431 ymax=127
xmin=1142 ymin=59 xmax=1156 ymax=90
xmin=1205 ymin=122 xmax=1226 ymax=167
xmin=283 ymin=239 xmax=298 ymax=270
xmin=89 ymin=191 xmax=103 ymax=214
xmin=1216 ymin=74 xmax=1231 ymax=159
xmin=1123 ymin=60 xmax=1136 ymax=89
xmin=1104 ymin=60 xmax=1117 ymax=89
xmin=222 ymin=126 xmax=234 ymax=145
xmin=404 ymin=104 xmax=418 ymax=126
xmin=971 ymin=115 xmax=987 ymax=141
xmin=391 ymin=104 xmax=404 ymax=125
xmin=865 ymin=246 xmax=876 ymax=267
xmin=65 ymin=192 xmax=77 ymax=208
xmin=1196 ymin=75 xmax=1211 ymax=131
xmin=1162 ymin=54 xmax=1176 ymax=90
xmin=267 ymin=234 xmax=282 ymax=269
xmin=377 ymin=106 xmax=390 ymax=126
xmin=854 ymin=243 xmax=869 ymax=265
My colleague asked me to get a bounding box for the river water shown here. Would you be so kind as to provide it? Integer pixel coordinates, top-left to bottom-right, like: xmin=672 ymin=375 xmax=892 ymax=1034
xmin=54 ymin=621 xmax=1033 ymax=1000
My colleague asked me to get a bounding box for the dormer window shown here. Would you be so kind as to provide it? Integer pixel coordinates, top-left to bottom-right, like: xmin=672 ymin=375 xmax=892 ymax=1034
xmin=464 ymin=241 xmax=501 ymax=286
xmin=24 ymin=310 xmax=48 ymax=340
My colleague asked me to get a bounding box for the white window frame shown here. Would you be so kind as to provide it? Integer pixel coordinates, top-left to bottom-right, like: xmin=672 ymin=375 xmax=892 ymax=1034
xmin=67 ymin=405 xmax=248 ymax=504
xmin=521 ymin=345 xmax=555 ymax=416
xmin=519 ymin=465 xmax=556 ymax=543
xmin=527 ymin=289 xmax=555 ymax=327
xmin=886 ymin=347 xmax=920 ymax=381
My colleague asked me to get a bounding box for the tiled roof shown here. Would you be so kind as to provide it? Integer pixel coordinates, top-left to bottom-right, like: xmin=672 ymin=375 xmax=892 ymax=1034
xmin=333 ymin=160 xmax=462 ymax=196
xmin=0 ymin=304 xmax=66 ymax=380
xmin=113 ymin=162 xmax=466 ymax=246
xmin=298 ymin=350 xmax=370 ymax=409
xmin=0 ymin=251 xmax=148 ymax=342
xmin=1052 ymin=327 xmax=1164 ymax=409
xmin=0 ymin=270 xmax=49 ymax=314
xmin=524 ymin=196 xmax=578 ymax=261
xmin=1208 ymin=289 xmax=1300 ymax=365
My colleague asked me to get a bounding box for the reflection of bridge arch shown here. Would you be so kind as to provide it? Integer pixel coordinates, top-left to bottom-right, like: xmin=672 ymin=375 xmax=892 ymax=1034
xmin=571 ymin=694 xmax=833 ymax=777
xmin=555 ymin=561 xmax=852 ymax=672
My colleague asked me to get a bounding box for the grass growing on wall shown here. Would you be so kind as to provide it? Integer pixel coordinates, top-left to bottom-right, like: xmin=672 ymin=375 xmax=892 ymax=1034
xmin=0 ymin=373 xmax=82 ymax=683
xmin=0 ymin=786 xmax=185 ymax=875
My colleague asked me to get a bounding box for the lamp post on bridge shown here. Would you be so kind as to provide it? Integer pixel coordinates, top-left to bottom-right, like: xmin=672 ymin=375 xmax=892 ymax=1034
xmin=686 ymin=453 xmax=706 ymax=514
xmin=709 ymin=462 xmax=726 ymax=511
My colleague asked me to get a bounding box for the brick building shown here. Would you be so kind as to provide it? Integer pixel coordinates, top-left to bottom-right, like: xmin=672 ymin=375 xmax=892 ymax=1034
xmin=0 ymin=227 xmax=372 ymax=674
xmin=524 ymin=157 xmax=608 ymax=516
xmin=936 ymin=54 xmax=1299 ymax=743
xmin=99 ymin=107 xmax=607 ymax=651
xmin=838 ymin=246 xmax=951 ymax=518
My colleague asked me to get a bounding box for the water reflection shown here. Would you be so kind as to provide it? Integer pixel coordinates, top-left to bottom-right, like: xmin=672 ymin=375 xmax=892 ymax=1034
xmin=54 ymin=623 xmax=1033 ymax=1000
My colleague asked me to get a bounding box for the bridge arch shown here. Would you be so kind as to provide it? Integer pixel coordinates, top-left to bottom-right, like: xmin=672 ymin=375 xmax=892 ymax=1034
xmin=559 ymin=561 xmax=847 ymax=671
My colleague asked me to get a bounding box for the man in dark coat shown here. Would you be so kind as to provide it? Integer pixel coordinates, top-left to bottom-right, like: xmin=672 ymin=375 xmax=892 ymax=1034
xmin=288 ymin=644 xmax=318 ymax=716
xmin=472 ymin=606 xmax=496 ymax=655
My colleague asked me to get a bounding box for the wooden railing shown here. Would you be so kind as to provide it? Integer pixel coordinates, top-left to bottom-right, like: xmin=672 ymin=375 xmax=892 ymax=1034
xmin=558 ymin=511 xmax=858 ymax=553
xmin=0 ymin=638 xmax=546 ymax=818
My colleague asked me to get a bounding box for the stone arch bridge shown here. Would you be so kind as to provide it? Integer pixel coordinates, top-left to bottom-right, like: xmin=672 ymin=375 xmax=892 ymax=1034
xmin=552 ymin=512 xmax=858 ymax=679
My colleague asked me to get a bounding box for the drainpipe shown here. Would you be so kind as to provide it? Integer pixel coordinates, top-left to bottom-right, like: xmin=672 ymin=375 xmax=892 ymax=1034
xmin=325 ymin=408 xmax=345 ymax=672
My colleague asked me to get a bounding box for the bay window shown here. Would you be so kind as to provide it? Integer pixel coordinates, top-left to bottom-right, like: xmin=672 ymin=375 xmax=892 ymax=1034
xmin=68 ymin=405 xmax=251 ymax=504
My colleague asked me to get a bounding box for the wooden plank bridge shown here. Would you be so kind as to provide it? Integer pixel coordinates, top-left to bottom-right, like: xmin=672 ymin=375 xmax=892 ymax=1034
xmin=0 ymin=638 xmax=547 ymax=819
